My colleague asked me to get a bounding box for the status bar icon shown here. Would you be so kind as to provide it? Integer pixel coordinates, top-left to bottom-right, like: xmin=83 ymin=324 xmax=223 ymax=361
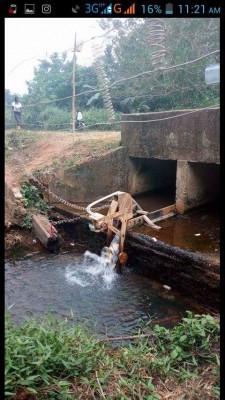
xmin=24 ymin=4 xmax=35 ymax=14
xmin=8 ymin=4 xmax=17 ymax=14
xmin=101 ymin=3 xmax=112 ymax=14
xmin=124 ymin=3 xmax=135 ymax=14
xmin=165 ymin=3 xmax=173 ymax=14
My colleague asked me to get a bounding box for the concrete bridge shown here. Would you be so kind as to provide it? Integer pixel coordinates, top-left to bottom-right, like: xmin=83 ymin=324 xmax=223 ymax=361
xmin=121 ymin=108 xmax=220 ymax=213
xmin=5 ymin=108 xmax=220 ymax=225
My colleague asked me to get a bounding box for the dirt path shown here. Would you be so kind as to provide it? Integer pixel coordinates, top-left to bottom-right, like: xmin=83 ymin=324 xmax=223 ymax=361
xmin=5 ymin=130 xmax=121 ymax=188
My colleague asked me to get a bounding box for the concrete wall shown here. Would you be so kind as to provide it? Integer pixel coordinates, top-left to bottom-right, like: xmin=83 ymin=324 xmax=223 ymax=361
xmin=49 ymin=147 xmax=128 ymax=203
xmin=121 ymin=108 xmax=220 ymax=212
xmin=121 ymin=108 xmax=220 ymax=164
xmin=176 ymin=161 xmax=220 ymax=213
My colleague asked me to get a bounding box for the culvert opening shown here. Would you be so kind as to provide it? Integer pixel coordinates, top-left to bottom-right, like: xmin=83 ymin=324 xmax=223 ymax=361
xmin=128 ymin=157 xmax=177 ymax=210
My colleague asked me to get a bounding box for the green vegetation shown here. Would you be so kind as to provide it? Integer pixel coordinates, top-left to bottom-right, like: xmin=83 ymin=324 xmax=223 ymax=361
xmin=5 ymin=130 xmax=39 ymax=158
xmin=82 ymin=108 xmax=121 ymax=131
xmin=5 ymin=312 xmax=220 ymax=399
xmin=20 ymin=183 xmax=49 ymax=215
xmin=100 ymin=18 xmax=220 ymax=112
xmin=5 ymin=19 xmax=219 ymax=132
xmin=21 ymin=215 xmax=33 ymax=230
xmin=20 ymin=182 xmax=50 ymax=228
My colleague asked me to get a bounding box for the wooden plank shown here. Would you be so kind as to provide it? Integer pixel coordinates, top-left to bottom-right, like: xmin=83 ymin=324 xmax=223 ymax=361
xmin=118 ymin=193 xmax=133 ymax=213
xmin=32 ymin=214 xmax=60 ymax=252
xmin=107 ymin=224 xmax=121 ymax=236
xmin=127 ymin=216 xmax=145 ymax=229
xmin=98 ymin=210 xmax=124 ymax=222
xmin=107 ymin=199 xmax=118 ymax=216
xmin=151 ymin=212 xmax=175 ymax=223
xmin=119 ymin=211 xmax=128 ymax=253
xmin=107 ymin=200 xmax=118 ymax=246
xmin=148 ymin=204 xmax=176 ymax=220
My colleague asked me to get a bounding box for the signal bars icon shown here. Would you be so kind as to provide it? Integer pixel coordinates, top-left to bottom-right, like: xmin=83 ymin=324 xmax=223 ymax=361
xmin=124 ymin=3 xmax=135 ymax=14
xmin=101 ymin=3 xmax=112 ymax=14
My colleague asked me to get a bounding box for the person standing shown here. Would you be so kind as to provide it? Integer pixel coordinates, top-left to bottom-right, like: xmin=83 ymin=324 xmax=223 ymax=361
xmin=11 ymin=96 xmax=22 ymax=130
xmin=75 ymin=109 xmax=83 ymax=129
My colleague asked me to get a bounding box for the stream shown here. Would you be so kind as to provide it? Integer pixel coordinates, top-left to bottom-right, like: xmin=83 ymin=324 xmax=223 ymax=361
xmin=5 ymin=250 xmax=202 ymax=339
xmin=5 ymin=197 xmax=219 ymax=338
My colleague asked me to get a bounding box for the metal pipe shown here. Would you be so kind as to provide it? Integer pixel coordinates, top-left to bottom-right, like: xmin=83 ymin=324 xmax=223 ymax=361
xmin=86 ymin=191 xmax=124 ymax=217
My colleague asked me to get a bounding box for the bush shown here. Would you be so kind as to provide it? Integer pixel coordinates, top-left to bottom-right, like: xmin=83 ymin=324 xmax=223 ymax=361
xmin=5 ymin=108 xmax=15 ymax=130
xmin=20 ymin=182 xmax=50 ymax=215
xmin=40 ymin=106 xmax=71 ymax=131
xmin=13 ymin=106 xmax=121 ymax=132
xmin=83 ymin=108 xmax=121 ymax=131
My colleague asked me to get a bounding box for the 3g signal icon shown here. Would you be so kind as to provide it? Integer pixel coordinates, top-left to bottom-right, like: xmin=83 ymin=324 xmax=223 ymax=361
xmin=85 ymin=3 xmax=136 ymax=14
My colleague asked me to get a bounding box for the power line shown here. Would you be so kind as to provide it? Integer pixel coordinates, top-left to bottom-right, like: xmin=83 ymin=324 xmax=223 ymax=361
xmin=6 ymin=49 xmax=220 ymax=109
xmin=8 ymin=28 xmax=115 ymax=76
xmin=110 ymin=50 xmax=220 ymax=87
xmin=6 ymin=105 xmax=219 ymax=131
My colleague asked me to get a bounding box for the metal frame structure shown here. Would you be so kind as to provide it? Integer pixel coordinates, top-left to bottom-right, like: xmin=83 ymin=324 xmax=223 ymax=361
xmin=86 ymin=191 xmax=161 ymax=270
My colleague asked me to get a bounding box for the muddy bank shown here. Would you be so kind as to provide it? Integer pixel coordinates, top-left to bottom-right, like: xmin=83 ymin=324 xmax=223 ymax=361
xmin=57 ymin=220 xmax=219 ymax=311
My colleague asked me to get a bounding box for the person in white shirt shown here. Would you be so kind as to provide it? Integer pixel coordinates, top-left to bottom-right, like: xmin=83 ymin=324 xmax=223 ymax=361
xmin=75 ymin=110 xmax=83 ymax=129
xmin=11 ymin=96 xmax=22 ymax=130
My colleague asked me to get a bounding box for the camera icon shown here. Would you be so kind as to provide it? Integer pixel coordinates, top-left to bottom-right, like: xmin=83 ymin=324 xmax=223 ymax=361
xmin=42 ymin=4 xmax=51 ymax=13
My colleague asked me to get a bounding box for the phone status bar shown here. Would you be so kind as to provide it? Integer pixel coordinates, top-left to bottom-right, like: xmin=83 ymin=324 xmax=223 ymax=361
xmin=3 ymin=2 xmax=222 ymax=17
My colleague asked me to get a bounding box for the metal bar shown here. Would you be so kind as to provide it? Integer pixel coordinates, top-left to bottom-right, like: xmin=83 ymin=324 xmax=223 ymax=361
xmin=86 ymin=191 xmax=124 ymax=217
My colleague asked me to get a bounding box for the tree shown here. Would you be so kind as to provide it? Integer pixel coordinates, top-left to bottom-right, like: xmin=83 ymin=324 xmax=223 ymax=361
xmin=19 ymin=53 xmax=102 ymax=129
xmin=99 ymin=18 xmax=220 ymax=112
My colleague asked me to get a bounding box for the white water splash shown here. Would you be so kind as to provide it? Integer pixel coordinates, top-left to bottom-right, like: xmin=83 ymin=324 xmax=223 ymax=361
xmin=65 ymin=249 xmax=118 ymax=290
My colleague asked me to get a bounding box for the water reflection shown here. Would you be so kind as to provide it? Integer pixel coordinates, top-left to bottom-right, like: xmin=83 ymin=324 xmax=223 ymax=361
xmin=134 ymin=202 xmax=219 ymax=257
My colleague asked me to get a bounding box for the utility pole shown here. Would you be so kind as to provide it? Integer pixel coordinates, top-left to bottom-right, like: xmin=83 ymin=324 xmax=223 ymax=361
xmin=72 ymin=33 xmax=76 ymax=140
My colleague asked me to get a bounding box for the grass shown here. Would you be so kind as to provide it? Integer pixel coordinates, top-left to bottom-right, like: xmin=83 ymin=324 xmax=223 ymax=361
xmin=5 ymin=311 xmax=220 ymax=399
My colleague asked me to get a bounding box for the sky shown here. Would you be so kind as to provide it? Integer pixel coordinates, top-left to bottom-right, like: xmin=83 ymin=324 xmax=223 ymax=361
xmin=5 ymin=18 xmax=105 ymax=95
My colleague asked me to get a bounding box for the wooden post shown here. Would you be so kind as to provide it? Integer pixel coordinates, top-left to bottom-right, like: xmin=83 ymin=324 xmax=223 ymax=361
xmin=72 ymin=33 xmax=76 ymax=141
xmin=32 ymin=214 xmax=60 ymax=253
xmin=106 ymin=199 xmax=118 ymax=246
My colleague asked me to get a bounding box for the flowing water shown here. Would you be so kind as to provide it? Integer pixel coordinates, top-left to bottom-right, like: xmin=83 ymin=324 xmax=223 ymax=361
xmin=5 ymin=191 xmax=219 ymax=338
xmin=5 ymin=250 xmax=201 ymax=339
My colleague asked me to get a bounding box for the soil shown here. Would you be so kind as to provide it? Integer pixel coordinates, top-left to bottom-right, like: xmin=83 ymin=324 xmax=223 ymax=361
xmin=5 ymin=129 xmax=120 ymax=246
xmin=5 ymin=130 xmax=121 ymax=188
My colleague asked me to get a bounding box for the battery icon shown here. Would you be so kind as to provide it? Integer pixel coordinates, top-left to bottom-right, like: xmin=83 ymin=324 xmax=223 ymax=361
xmin=8 ymin=4 xmax=17 ymax=14
xmin=165 ymin=3 xmax=173 ymax=14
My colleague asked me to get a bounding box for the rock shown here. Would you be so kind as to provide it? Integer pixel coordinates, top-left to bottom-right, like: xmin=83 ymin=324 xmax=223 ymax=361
xmin=5 ymin=198 xmax=15 ymax=213
xmin=15 ymin=200 xmax=23 ymax=206
xmin=163 ymin=285 xmax=172 ymax=291
xmin=13 ymin=191 xmax=23 ymax=200
xmin=16 ymin=206 xmax=27 ymax=216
